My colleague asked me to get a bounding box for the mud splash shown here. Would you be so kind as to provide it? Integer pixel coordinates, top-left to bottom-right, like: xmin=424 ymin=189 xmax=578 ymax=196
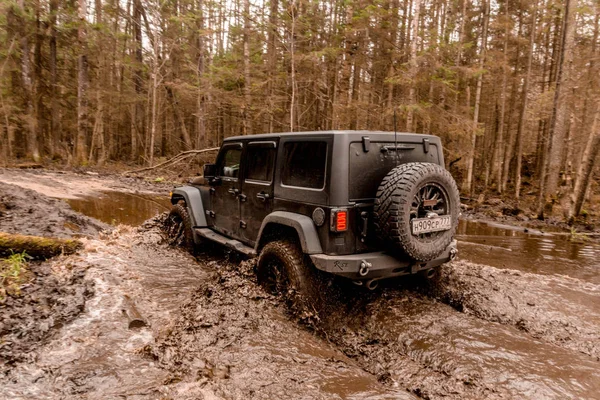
xmin=151 ymin=257 xmax=414 ymax=400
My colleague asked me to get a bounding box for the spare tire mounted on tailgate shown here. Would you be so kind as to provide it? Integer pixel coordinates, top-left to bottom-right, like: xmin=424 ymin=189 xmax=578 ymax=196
xmin=374 ymin=162 xmax=460 ymax=261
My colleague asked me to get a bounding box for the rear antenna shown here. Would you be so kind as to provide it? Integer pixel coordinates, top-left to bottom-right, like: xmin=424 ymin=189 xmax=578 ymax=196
xmin=393 ymin=109 xmax=399 ymax=167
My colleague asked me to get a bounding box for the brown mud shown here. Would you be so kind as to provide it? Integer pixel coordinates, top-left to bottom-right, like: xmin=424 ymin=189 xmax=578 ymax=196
xmin=1 ymin=169 xmax=600 ymax=399
xmin=0 ymin=182 xmax=109 ymax=238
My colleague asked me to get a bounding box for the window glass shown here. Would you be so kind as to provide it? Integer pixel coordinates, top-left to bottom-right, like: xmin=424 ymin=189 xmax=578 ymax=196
xmin=246 ymin=146 xmax=276 ymax=182
xmin=218 ymin=147 xmax=242 ymax=178
xmin=282 ymin=142 xmax=327 ymax=189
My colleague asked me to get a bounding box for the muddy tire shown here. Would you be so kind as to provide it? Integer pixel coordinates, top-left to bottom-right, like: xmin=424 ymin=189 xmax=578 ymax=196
xmin=374 ymin=162 xmax=459 ymax=261
xmin=257 ymin=240 xmax=320 ymax=317
xmin=164 ymin=200 xmax=195 ymax=252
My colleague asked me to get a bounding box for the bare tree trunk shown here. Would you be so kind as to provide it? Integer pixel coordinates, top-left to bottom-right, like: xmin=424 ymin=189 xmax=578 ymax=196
xmin=405 ymin=0 xmax=421 ymax=132
xmin=76 ymin=0 xmax=88 ymax=164
xmin=491 ymin=0 xmax=510 ymax=193
xmin=514 ymin=1 xmax=537 ymax=200
xmin=569 ymin=106 xmax=599 ymax=218
xmin=196 ymin=0 xmax=206 ymax=148
xmin=17 ymin=0 xmax=40 ymax=162
xmin=242 ymin=0 xmax=251 ymax=135
xmin=289 ymin=0 xmax=297 ymax=132
xmin=464 ymin=0 xmax=490 ymax=195
xmin=49 ymin=0 xmax=60 ymax=158
xmin=539 ymin=0 xmax=577 ymax=217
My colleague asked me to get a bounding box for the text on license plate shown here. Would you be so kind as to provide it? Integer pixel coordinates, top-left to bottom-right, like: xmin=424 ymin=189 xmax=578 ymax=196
xmin=411 ymin=216 xmax=452 ymax=235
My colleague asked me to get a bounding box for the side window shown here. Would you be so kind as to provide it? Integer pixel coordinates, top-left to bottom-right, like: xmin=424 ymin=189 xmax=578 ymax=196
xmin=218 ymin=147 xmax=242 ymax=178
xmin=281 ymin=141 xmax=327 ymax=189
xmin=246 ymin=145 xmax=276 ymax=182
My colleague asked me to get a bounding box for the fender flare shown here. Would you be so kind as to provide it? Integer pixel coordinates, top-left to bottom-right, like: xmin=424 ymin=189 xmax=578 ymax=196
xmin=255 ymin=211 xmax=323 ymax=255
xmin=170 ymin=186 xmax=208 ymax=228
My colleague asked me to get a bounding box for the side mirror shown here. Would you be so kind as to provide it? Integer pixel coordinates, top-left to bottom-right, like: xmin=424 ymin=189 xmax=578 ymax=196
xmin=203 ymin=163 xmax=217 ymax=179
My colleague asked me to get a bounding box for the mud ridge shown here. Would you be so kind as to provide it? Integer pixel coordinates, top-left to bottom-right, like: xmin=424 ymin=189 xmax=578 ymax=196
xmin=431 ymin=260 xmax=600 ymax=360
xmin=0 ymin=182 xmax=109 ymax=238
xmin=151 ymin=256 xmax=413 ymax=399
xmin=0 ymin=258 xmax=93 ymax=375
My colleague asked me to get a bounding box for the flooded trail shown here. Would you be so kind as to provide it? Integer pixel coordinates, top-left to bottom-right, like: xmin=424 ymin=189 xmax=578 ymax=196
xmin=457 ymin=220 xmax=600 ymax=284
xmin=2 ymin=170 xmax=600 ymax=399
xmin=2 ymin=222 xmax=409 ymax=400
xmin=310 ymin=277 xmax=600 ymax=399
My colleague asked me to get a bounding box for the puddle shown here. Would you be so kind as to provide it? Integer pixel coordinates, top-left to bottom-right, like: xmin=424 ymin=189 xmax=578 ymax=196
xmin=66 ymin=191 xmax=171 ymax=226
xmin=457 ymin=220 xmax=600 ymax=284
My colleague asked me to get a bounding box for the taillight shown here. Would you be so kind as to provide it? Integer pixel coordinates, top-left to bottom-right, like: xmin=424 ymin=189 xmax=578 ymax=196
xmin=331 ymin=209 xmax=348 ymax=232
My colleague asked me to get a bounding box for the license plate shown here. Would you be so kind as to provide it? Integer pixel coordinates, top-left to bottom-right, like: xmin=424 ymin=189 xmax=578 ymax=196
xmin=411 ymin=216 xmax=452 ymax=235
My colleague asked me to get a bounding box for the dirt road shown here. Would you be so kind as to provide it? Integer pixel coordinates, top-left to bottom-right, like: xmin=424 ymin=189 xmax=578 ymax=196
xmin=1 ymin=169 xmax=599 ymax=399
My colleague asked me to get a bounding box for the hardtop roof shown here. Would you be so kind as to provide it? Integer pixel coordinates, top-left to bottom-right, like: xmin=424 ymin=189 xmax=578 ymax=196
xmin=223 ymin=130 xmax=439 ymax=142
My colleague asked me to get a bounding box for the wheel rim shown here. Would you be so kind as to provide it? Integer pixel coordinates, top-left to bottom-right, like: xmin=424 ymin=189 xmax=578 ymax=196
xmin=260 ymin=255 xmax=289 ymax=294
xmin=409 ymin=182 xmax=450 ymax=240
xmin=165 ymin=213 xmax=184 ymax=245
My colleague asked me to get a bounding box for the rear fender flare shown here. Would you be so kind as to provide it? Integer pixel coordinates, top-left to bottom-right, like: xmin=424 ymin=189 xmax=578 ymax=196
xmin=255 ymin=211 xmax=323 ymax=255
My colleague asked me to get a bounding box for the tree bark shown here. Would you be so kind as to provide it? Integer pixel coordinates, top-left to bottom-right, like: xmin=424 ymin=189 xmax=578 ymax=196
xmin=514 ymin=1 xmax=537 ymax=200
xmin=539 ymin=0 xmax=577 ymax=217
xmin=464 ymin=0 xmax=490 ymax=195
xmin=76 ymin=0 xmax=89 ymax=165
xmin=405 ymin=0 xmax=421 ymax=132
xmin=569 ymin=106 xmax=599 ymax=218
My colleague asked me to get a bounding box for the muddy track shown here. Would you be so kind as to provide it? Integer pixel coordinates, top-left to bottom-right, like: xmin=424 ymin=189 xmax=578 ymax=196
xmin=153 ymin=254 xmax=600 ymax=400
xmin=0 ymin=182 xmax=109 ymax=238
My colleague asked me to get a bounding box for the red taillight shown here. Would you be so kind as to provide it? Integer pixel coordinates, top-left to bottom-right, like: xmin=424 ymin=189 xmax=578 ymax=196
xmin=331 ymin=209 xmax=348 ymax=232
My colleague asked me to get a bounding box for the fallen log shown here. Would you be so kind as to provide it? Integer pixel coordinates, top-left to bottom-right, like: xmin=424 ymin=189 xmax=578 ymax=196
xmin=123 ymin=148 xmax=219 ymax=175
xmin=122 ymin=295 xmax=147 ymax=329
xmin=0 ymin=232 xmax=82 ymax=259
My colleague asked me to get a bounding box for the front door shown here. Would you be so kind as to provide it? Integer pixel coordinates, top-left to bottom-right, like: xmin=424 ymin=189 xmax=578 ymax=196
xmin=240 ymin=141 xmax=277 ymax=245
xmin=210 ymin=142 xmax=243 ymax=239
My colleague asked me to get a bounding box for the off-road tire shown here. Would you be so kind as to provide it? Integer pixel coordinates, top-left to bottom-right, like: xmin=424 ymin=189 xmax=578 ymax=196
xmin=374 ymin=162 xmax=459 ymax=261
xmin=164 ymin=200 xmax=195 ymax=252
xmin=256 ymin=240 xmax=320 ymax=318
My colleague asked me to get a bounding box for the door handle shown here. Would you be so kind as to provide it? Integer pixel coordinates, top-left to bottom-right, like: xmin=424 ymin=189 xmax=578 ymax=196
xmin=228 ymin=188 xmax=240 ymax=196
xmin=238 ymin=194 xmax=247 ymax=202
xmin=256 ymin=192 xmax=271 ymax=202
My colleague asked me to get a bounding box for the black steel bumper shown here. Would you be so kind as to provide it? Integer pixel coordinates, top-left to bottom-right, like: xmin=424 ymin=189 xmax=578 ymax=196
xmin=309 ymin=240 xmax=458 ymax=280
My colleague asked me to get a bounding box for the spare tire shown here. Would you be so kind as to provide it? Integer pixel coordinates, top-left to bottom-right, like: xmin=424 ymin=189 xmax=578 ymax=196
xmin=374 ymin=162 xmax=460 ymax=261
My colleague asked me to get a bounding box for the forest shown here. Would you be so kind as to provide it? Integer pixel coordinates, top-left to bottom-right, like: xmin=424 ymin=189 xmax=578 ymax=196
xmin=0 ymin=0 xmax=598 ymax=218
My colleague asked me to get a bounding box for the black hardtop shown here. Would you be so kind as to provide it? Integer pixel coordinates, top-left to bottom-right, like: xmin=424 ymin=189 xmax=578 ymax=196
xmin=223 ymin=130 xmax=440 ymax=143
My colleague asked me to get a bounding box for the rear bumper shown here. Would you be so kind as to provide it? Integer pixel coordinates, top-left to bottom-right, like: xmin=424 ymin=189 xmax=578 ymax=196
xmin=309 ymin=240 xmax=457 ymax=280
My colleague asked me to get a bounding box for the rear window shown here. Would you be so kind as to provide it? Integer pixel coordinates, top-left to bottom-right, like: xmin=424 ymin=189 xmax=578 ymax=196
xmin=282 ymin=142 xmax=327 ymax=189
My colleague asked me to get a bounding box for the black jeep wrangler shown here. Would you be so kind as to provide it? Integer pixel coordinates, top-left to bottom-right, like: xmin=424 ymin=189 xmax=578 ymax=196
xmin=165 ymin=130 xmax=459 ymax=292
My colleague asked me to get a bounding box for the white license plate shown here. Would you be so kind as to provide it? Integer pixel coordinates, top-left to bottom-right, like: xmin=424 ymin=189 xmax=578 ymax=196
xmin=412 ymin=216 xmax=452 ymax=235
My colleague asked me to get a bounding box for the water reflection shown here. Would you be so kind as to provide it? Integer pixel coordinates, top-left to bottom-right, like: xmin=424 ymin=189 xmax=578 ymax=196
xmin=67 ymin=191 xmax=171 ymax=226
xmin=457 ymin=220 xmax=600 ymax=284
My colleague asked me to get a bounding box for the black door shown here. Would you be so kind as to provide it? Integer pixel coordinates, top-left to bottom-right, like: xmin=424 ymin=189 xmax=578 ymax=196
xmin=211 ymin=142 xmax=243 ymax=239
xmin=240 ymin=141 xmax=277 ymax=245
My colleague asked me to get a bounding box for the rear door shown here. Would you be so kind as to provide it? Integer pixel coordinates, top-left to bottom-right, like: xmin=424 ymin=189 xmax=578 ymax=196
xmin=211 ymin=142 xmax=243 ymax=239
xmin=240 ymin=141 xmax=277 ymax=245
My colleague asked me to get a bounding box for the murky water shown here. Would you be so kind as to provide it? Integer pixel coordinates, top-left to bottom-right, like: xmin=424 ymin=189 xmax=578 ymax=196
xmin=457 ymin=220 xmax=600 ymax=284
xmin=66 ymin=191 xmax=171 ymax=226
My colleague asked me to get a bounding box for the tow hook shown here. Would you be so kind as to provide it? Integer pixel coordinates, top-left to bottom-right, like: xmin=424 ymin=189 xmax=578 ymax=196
xmin=359 ymin=260 xmax=372 ymax=276
xmin=450 ymin=248 xmax=458 ymax=260
xmin=365 ymin=279 xmax=379 ymax=290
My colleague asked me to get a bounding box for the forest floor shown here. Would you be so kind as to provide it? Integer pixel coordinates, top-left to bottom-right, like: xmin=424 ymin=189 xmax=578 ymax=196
xmin=1 ymin=168 xmax=599 ymax=399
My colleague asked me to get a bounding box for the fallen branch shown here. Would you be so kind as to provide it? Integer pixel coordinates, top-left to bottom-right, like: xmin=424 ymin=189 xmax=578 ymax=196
xmin=0 ymin=232 xmax=82 ymax=259
xmin=122 ymin=294 xmax=147 ymax=329
xmin=123 ymin=148 xmax=219 ymax=175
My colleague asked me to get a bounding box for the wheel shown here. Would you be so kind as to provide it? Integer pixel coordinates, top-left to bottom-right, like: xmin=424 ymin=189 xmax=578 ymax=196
xmin=163 ymin=200 xmax=194 ymax=251
xmin=374 ymin=162 xmax=460 ymax=261
xmin=256 ymin=240 xmax=320 ymax=315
